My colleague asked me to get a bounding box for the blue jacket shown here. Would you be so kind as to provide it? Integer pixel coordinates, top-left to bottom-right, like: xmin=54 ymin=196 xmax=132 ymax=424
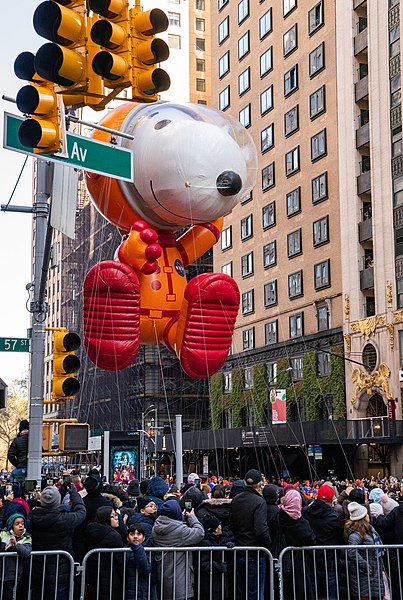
xmin=125 ymin=543 xmax=155 ymax=600
xmin=145 ymin=477 xmax=168 ymax=511
xmin=127 ymin=512 xmax=155 ymax=540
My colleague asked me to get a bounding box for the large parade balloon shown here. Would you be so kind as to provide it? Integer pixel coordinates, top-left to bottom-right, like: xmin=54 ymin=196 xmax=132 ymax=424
xmin=83 ymin=101 xmax=257 ymax=379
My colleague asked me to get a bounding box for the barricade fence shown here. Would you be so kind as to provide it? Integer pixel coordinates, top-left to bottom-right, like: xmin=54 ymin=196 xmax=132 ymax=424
xmin=0 ymin=545 xmax=402 ymax=599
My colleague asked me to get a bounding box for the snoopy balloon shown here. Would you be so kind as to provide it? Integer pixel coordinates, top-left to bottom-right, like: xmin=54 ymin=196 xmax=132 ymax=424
xmin=84 ymin=101 xmax=257 ymax=379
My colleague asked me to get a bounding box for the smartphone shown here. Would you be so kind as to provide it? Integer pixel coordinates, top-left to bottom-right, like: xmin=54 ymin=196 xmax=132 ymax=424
xmin=184 ymin=500 xmax=192 ymax=512
xmin=63 ymin=475 xmax=71 ymax=485
xmin=5 ymin=484 xmax=12 ymax=495
xmin=47 ymin=479 xmax=53 ymax=486
xmin=24 ymin=480 xmax=36 ymax=493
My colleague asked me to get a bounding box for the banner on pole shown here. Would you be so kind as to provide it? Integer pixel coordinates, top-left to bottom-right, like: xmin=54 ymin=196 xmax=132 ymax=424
xmin=270 ymin=389 xmax=287 ymax=424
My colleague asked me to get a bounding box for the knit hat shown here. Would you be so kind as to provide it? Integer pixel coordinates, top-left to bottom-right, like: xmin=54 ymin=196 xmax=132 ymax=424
xmin=263 ymin=484 xmax=279 ymax=503
xmin=348 ymin=488 xmax=365 ymax=504
xmin=380 ymin=494 xmax=399 ymax=516
xmin=203 ymin=514 xmax=220 ymax=534
xmin=127 ymin=479 xmax=140 ymax=497
xmin=348 ymin=501 xmax=368 ymax=521
xmin=244 ymin=469 xmax=262 ymax=486
xmin=368 ymin=487 xmax=383 ymax=504
xmin=187 ymin=473 xmax=200 ymax=484
xmin=160 ymin=499 xmax=183 ymax=521
xmin=229 ymin=480 xmax=245 ymax=498
xmin=40 ymin=486 xmax=61 ymax=509
xmin=137 ymin=496 xmax=155 ymax=511
xmin=84 ymin=474 xmax=102 ymax=495
xmin=317 ymin=485 xmax=335 ymax=503
xmin=6 ymin=513 xmax=25 ymax=532
xmin=19 ymin=420 xmax=29 ymax=432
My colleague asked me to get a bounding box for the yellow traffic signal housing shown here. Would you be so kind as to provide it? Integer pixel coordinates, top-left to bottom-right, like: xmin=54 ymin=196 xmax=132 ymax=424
xmin=59 ymin=423 xmax=89 ymax=452
xmin=42 ymin=424 xmax=53 ymax=453
xmin=89 ymin=0 xmax=132 ymax=90
xmin=14 ymin=51 xmax=65 ymax=154
xmin=52 ymin=329 xmax=81 ymax=400
xmin=131 ymin=8 xmax=170 ymax=102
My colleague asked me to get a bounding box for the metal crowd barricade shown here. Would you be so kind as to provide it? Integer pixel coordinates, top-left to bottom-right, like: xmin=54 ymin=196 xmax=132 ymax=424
xmin=0 ymin=550 xmax=75 ymax=600
xmin=277 ymin=544 xmax=403 ymax=600
xmin=79 ymin=545 xmax=274 ymax=600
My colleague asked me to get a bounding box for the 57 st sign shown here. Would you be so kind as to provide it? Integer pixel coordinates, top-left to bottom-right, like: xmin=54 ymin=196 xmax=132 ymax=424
xmin=0 ymin=338 xmax=30 ymax=353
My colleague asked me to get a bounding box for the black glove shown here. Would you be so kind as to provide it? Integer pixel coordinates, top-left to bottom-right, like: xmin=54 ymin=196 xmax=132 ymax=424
xmin=218 ymin=562 xmax=227 ymax=574
xmin=226 ymin=542 xmax=235 ymax=549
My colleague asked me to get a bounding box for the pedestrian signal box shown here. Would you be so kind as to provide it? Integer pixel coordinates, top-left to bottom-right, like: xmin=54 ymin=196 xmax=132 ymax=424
xmin=59 ymin=423 xmax=89 ymax=452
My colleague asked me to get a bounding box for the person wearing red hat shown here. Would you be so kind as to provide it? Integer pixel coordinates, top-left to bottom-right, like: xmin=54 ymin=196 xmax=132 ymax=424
xmin=303 ymin=485 xmax=344 ymax=599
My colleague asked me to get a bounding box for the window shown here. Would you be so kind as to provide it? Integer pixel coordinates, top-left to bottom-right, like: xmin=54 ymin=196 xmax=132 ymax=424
xmin=308 ymin=1 xmax=324 ymax=35
xmin=241 ymin=252 xmax=254 ymax=277
xmin=260 ymin=86 xmax=273 ymax=114
xmin=317 ymin=302 xmax=329 ymax=331
xmin=221 ymin=225 xmax=232 ymax=250
xmin=221 ymin=262 xmax=232 ymax=277
xmin=196 ymin=37 xmax=205 ymax=51
xmin=218 ymin=17 xmax=229 ymax=44
xmin=288 ymin=270 xmax=303 ymax=298
xmin=260 ymin=47 xmax=273 ymax=78
xmin=169 ymin=0 xmax=180 ymax=4
xmin=196 ymin=0 xmax=205 ymax=9
xmin=261 ymin=124 xmax=274 ymax=152
xmin=265 ymin=321 xmax=278 ymax=345
xmin=312 ymin=172 xmax=328 ymax=203
xmin=241 ymin=191 xmax=252 ymax=205
xmin=290 ymin=314 xmax=303 ymax=338
xmin=318 ymin=351 xmax=330 ymax=376
xmin=168 ymin=11 xmax=181 ymax=27
xmin=238 ymin=31 xmax=250 ymax=59
xmin=284 ymin=0 xmax=297 ymax=17
xmin=313 ymin=215 xmax=329 ymax=246
xmin=285 ymin=146 xmax=300 ymax=176
xmin=284 ymin=105 xmax=299 ymax=137
xmin=242 ymin=290 xmax=254 ymax=314
xmin=311 ymin=129 xmax=327 ymax=161
xmin=219 ymin=51 xmax=230 ymax=78
xmin=264 ymin=280 xmax=277 ymax=307
xmin=218 ymin=0 xmax=229 ymax=9
xmin=259 ymin=9 xmax=272 ymax=39
xmin=310 ymin=86 xmax=325 ymax=119
xmin=238 ymin=0 xmax=249 ymax=24
xmin=314 ymin=259 xmax=330 ymax=289
xmin=284 ymin=65 xmax=298 ymax=96
xmin=238 ymin=67 xmax=250 ymax=96
xmin=242 ymin=327 xmax=255 ymax=350
xmin=287 ymin=229 xmax=302 ymax=258
xmin=267 ymin=361 xmax=277 ymax=383
xmin=286 ymin=187 xmax=301 ymax=217
xmin=239 ymin=104 xmax=251 ymax=128
xmin=244 ymin=366 xmax=253 ymax=389
xmin=196 ymin=78 xmax=206 ymax=92
xmin=262 ymin=201 xmax=275 ymax=229
xmin=241 ymin=214 xmax=253 ymax=240
xmin=262 ymin=163 xmax=275 ymax=190
xmin=263 ymin=241 xmax=276 ymax=268
xmin=196 ymin=58 xmax=205 ymax=72
xmin=284 ymin=24 xmax=298 ymax=56
xmin=195 ymin=18 xmax=205 ymax=32
xmin=309 ymin=42 xmax=325 ymax=76
xmin=219 ymin=86 xmax=230 ymax=111
xmin=224 ymin=371 xmax=232 ymax=393
xmin=290 ymin=355 xmax=303 ymax=379
xmin=169 ymin=34 xmax=181 ymax=49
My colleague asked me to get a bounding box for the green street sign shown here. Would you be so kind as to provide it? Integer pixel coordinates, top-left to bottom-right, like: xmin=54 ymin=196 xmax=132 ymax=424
xmin=3 ymin=112 xmax=133 ymax=182
xmin=0 ymin=337 xmax=30 ymax=352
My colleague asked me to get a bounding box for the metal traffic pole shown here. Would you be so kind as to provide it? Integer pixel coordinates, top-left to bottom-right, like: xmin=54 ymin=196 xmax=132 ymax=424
xmin=175 ymin=414 xmax=183 ymax=488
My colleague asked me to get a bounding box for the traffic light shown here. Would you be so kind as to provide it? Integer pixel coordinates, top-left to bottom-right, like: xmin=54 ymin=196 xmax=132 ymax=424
xmin=42 ymin=424 xmax=53 ymax=453
xmin=89 ymin=0 xmax=132 ymax=90
xmin=59 ymin=423 xmax=89 ymax=452
xmin=14 ymin=51 xmax=65 ymax=154
xmin=131 ymin=8 xmax=170 ymax=101
xmin=52 ymin=329 xmax=81 ymax=400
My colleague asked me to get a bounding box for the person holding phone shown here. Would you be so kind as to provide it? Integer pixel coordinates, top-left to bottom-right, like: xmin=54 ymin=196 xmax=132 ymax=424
xmin=0 ymin=513 xmax=32 ymax=600
xmin=7 ymin=420 xmax=29 ymax=483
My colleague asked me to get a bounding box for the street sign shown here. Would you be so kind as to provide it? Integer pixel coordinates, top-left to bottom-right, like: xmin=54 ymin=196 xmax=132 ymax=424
xmin=0 ymin=337 xmax=30 ymax=352
xmin=3 ymin=112 xmax=134 ymax=182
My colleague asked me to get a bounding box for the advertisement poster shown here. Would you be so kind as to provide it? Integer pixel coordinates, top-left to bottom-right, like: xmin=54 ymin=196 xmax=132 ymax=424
xmin=110 ymin=446 xmax=139 ymax=483
xmin=270 ymin=389 xmax=287 ymax=424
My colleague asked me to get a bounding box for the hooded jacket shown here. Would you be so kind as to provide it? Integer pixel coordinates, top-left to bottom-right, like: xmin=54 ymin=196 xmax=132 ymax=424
xmin=7 ymin=431 xmax=29 ymax=469
xmin=145 ymin=477 xmax=169 ymax=510
xmin=230 ymin=486 xmax=271 ymax=548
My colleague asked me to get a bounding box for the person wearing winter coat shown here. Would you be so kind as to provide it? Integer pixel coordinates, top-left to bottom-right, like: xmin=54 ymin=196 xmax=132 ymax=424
xmin=127 ymin=497 xmax=157 ymax=541
xmin=195 ymin=485 xmax=233 ymax=535
xmin=372 ymin=497 xmax=403 ymax=600
xmin=279 ymin=488 xmax=316 ymax=600
xmin=2 ymin=483 xmax=30 ymax=530
xmin=125 ymin=524 xmax=155 ymax=600
xmin=30 ymin=485 xmax=86 ymax=600
xmin=7 ymin=421 xmax=29 ymax=483
xmin=145 ymin=477 xmax=169 ymax=511
xmin=0 ymin=513 xmax=31 ymax=600
xmin=199 ymin=514 xmax=234 ymax=600
xmin=152 ymin=499 xmax=204 ymax=600
xmin=85 ymin=505 xmax=127 ymax=600
xmin=343 ymin=501 xmax=385 ymax=600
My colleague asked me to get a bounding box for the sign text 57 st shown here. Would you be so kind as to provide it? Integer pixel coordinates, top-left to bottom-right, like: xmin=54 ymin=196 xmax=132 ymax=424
xmin=3 ymin=113 xmax=133 ymax=182
xmin=0 ymin=338 xmax=30 ymax=352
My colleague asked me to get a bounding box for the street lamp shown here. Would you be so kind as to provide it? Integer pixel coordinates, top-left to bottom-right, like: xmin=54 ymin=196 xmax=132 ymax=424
xmin=141 ymin=405 xmax=158 ymax=479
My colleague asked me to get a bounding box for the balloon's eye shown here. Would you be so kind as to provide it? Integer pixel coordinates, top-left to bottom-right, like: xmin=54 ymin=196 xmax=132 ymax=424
xmin=154 ymin=119 xmax=171 ymax=130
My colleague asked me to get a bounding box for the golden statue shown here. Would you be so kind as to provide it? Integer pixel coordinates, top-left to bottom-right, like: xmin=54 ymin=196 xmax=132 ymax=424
xmin=351 ymin=362 xmax=394 ymax=406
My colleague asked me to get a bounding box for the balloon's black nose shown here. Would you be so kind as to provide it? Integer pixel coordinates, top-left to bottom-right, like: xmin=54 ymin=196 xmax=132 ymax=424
xmin=216 ymin=170 xmax=243 ymax=196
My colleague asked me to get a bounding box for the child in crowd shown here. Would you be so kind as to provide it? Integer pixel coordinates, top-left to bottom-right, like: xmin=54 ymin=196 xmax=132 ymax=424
xmin=125 ymin=524 xmax=154 ymax=600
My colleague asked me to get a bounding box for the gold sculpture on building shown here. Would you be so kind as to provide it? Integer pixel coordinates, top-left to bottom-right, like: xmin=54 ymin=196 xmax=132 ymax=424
xmin=350 ymin=315 xmax=386 ymax=340
xmin=351 ymin=362 xmax=394 ymax=406
xmin=386 ymin=323 xmax=395 ymax=351
xmin=344 ymin=294 xmax=350 ymax=320
xmin=343 ymin=333 xmax=351 ymax=355
xmin=387 ymin=281 xmax=393 ymax=309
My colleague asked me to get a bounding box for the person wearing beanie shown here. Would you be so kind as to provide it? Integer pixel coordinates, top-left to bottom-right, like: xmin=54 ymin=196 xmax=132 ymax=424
xmin=127 ymin=479 xmax=140 ymax=498
xmin=343 ymin=501 xmax=385 ymax=600
xmin=153 ymin=499 xmax=204 ymax=600
xmin=372 ymin=496 xmax=403 ymax=597
xmin=29 ymin=484 xmax=85 ymax=598
xmin=230 ymin=469 xmax=271 ymax=599
xmin=125 ymin=524 xmax=153 ymax=600
xmin=1 ymin=482 xmax=30 ymax=530
xmin=7 ymin=420 xmax=29 ymax=483
xmin=127 ymin=497 xmax=157 ymax=540
xmin=0 ymin=513 xmax=31 ymax=599
xmin=199 ymin=514 xmax=234 ymax=600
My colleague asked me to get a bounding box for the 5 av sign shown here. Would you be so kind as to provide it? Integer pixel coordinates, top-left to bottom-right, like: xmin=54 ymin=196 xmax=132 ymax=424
xmin=3 ymin=112 xmax=133 ymax=182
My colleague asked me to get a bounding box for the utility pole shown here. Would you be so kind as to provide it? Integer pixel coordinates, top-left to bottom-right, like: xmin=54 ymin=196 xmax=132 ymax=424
xmin=175 ymin=414 xmax=183 ymax=488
